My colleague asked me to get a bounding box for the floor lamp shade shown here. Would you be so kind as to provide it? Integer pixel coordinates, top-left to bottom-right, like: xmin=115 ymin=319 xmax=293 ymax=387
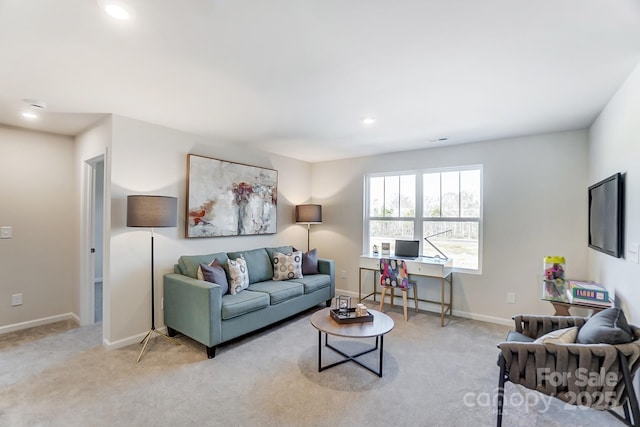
xmin=295 ymin=204 xmax=322 ymax=252
xmin=127 ymin=195 xmax=178 ymax=228
xmin=295 ymin=204 xmax=322 ymax=224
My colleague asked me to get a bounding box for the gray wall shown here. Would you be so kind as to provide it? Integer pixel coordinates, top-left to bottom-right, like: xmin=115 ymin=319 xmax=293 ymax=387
xmin=311 ymin=130 xmax=589 ymax=324
xmin=590 ymin=62 xmax=640 ymax=323
xmin=0 ymin=125 xmax=78 ymax=329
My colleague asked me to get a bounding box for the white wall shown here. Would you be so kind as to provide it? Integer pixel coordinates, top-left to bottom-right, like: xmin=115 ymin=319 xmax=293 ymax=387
xmin=0 ymin=125 xmax=78 ymax=330
xmin=106 ymin=115 xmax=313 ymax=346
xmin=312 ymin=130 xmax=589 ymax=324
xmin=75 ymin=116 xmax=112 ymax=332
xmin=589 ymin=62 xmax=640 ymax=324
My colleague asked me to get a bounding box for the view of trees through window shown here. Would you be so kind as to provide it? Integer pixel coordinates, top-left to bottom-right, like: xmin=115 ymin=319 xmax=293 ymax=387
xmin=366 ymin=167 xmax=482 ymax=271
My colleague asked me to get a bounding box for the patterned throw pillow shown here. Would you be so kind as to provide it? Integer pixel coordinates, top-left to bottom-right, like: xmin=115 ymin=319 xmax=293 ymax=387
xmin=227 ymin=257 xmax=249 ymax=295
xmin=272 ymin=251 xmax=303 ymax=281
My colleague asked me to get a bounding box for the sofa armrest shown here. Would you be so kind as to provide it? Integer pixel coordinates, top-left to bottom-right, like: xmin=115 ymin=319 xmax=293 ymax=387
xmin=163 ymin=273 xmax=223 ymax=348
xmin=317 ymin=258 xmax=335 ymax=295
xmin=512 ymin=314 xmax=588 ymax=339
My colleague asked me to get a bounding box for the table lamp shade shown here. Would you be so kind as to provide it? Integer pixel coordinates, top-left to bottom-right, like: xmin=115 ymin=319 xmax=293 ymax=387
xmin=127 ymin=195 xmax=178 ymax=228
xmin=295 ymin=204 xmax=322 ymax=224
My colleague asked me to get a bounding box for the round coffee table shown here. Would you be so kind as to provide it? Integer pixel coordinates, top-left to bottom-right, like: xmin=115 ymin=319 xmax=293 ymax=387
xmin=310 ymin=307 xmax=394 ymax=377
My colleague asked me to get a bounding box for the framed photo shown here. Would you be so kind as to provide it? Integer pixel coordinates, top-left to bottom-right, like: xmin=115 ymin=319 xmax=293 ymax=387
xmin=186 ymin=154 xmax=278 ymax=238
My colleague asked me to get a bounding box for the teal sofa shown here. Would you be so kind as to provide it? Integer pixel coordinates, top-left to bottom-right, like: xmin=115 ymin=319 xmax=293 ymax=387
xmin=163 ymin=246 xmax=335 ymax=358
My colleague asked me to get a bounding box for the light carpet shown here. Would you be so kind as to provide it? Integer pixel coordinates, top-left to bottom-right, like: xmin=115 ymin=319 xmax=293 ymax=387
xmin=0 ymin=303 xmax=625 ymax=427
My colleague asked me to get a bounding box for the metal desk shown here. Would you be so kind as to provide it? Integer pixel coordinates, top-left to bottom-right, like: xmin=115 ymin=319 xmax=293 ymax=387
xmin=359 ymin=254 xmax=454 ymax=326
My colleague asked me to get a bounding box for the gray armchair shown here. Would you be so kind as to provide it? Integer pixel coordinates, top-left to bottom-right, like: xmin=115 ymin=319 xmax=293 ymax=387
xmin=496 ymin=313 xmax=640 ymax=427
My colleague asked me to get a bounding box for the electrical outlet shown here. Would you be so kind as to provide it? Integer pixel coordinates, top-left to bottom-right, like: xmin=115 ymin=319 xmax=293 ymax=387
xmin=506 ymin=292 xmax=516 ymax=304
xmin=1 ymin=226 xmax=12 ymax=239
xmin=340 ymin=270 xmax=347 ymax=279
xmin=11 ymin=293 xmax=23 ymax=306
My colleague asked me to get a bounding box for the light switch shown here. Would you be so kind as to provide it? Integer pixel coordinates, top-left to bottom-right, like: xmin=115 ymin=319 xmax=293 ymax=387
xmin=629 ymin=242 xmax=639 ymax=264
xmin=1 ymin=226 xmax=11 ymax=239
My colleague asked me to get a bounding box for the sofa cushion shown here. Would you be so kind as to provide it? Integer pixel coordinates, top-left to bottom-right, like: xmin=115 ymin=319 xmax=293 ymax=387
xmin=227 ymin=248 xmax=273 ymax=284
xmin=199 ymin=260 xmax=229 ymax=295
xmin=227 ymin=257 xmax=250 ymax=295
xmin=577 ymin=307 xmax=634 ymax=344
xmin=178 ymin=252 xmax=229 ymax=279
xmin=221 ymin=290 xmax=270 ymax=320
xmin=248 ymin=281 xmax=304 ymax=305
xmin=266 ymin=246 xmax=294 ymax=263
xmin=301 ymin=248 xmax=319 ymax=275
xmin=534 ymin=326 xmax=578 ymax=344
xmin=289 ymin=274 xmax=331 ymax=294
xmin=272 ymin=251 xmax=303 ymax=281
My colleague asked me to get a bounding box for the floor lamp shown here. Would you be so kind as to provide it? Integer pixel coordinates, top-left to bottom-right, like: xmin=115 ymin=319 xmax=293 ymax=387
xmin=127 ymin=195 xmax=179 ymax=362
xmin=295 ymin=204 xmax=322 ymax=252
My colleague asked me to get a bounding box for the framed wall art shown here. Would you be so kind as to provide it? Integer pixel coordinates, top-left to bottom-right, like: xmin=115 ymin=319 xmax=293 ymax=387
xmin=186 ymin=154 xmax=278 ymax=238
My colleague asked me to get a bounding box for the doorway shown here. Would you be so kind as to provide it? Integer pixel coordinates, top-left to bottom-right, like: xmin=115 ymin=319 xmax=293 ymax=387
xmin=93 ymin=160 xmax=104 ymax=323
xmin=81 ymin=156 xmax=105 ymax=326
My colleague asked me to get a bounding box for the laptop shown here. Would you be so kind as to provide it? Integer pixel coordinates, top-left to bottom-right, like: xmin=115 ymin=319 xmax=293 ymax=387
xmin=394 ymin=239 xmax=420 ymax=259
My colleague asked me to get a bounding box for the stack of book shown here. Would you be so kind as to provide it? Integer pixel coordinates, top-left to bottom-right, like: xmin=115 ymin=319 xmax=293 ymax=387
xmin=566 ymin=280 xmax=611 ymax=307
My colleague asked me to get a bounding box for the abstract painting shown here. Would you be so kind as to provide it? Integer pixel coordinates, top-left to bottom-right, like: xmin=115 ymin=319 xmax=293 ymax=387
xmin=186 ymin=154 xmax=277 ymax=238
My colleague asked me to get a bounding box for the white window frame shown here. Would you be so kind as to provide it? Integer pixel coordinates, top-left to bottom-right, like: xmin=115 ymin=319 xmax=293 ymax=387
xmin=364 ymin=165 xmax=483 ymax=274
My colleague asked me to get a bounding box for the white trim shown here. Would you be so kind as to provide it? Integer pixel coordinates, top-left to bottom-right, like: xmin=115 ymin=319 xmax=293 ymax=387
xmin=102 ymin=326 xmax=168 ymax=351
xmin=335 ymin=287 xmax=512 ymax=326
xmin=0 ymin=312 xmax=80 ymax=335
xmin=450 ymin=309 xmax=512 ymax=327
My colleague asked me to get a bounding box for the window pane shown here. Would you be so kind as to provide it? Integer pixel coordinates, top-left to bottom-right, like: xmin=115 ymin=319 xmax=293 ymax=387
xmin=423 ymin=221 xmax=479 ymax=270
xmin=460 ymin=169 xmax=481 ymax=217
xmin=384 ymin=176 xmax=399 ymax=217
xmin=423 ymin=173 xmax=441 ymax=217
xmin=369 ymin=176 xmax=384 ymax=216
xmin=441 ymin=171 xmax=459 ymax=217
xmin=370 ymin=220 xmax=414 ymax=253
xmin=399 ymin=175 xmax=415 ymax=217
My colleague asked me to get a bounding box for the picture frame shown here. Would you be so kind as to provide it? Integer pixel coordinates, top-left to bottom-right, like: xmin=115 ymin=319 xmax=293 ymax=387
xmin=186 ymin=154 xmax=278 ymax=238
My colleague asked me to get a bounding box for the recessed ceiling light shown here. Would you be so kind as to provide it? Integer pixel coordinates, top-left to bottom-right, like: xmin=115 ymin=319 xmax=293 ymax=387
xmin=99 ymin=1 xmax=136 ymax=20
xmin=361 ymin=117 xmax=376 ymax=125
xmin=21 ymin=111 xmax=38 ymax=120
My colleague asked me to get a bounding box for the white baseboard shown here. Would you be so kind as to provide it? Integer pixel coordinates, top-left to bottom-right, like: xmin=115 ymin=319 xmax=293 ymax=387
xmin=103 ymin=326 xmax=168 ymax=351
xmin=0 ymin=312 xmax=80 ymax=335
xmin=335 ymin=287 xmax=512 ymax=326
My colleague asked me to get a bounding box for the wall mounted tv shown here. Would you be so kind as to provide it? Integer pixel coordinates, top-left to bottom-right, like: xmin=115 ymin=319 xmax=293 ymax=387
xmin=588 ymin=172 xmax=624 ymax=258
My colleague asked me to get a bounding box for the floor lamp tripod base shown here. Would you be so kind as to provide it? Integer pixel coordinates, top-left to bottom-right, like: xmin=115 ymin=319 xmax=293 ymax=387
xmin=137 ymin=327 xmax=180 ymax=363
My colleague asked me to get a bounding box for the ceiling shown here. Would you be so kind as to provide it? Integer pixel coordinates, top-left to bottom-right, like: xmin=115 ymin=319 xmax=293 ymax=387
xmin=1 ymin=0 xmax=640 ymax=163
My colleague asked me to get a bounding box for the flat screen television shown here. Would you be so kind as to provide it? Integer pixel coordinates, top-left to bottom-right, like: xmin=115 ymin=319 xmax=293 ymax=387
xmin=588 ymin=172 xmax=623 ymax=258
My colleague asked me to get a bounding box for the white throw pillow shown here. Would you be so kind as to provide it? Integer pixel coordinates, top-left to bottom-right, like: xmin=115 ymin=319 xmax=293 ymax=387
xmin=227 ymin=257 xmax=249 ymax=295
xmin=534 ymin=326 xmax=578 ymax=344
xmin=272 ymin=251 xmax=303 ymax=281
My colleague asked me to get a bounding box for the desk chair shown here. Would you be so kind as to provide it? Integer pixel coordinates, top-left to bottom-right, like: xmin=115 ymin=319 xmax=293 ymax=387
xmin=379 ymin=258 xmax=418 ymax=321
